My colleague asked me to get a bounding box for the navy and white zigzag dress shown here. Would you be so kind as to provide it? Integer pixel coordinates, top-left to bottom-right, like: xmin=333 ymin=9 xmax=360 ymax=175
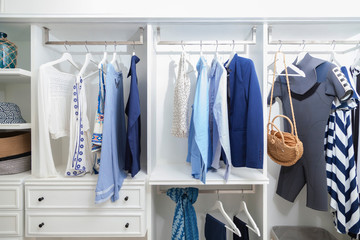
xmin=324 ymin=83 xmax=360 ymax=234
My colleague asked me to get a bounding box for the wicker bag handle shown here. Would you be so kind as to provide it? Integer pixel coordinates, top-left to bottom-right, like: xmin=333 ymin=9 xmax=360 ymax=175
xmin=268 ymin=52 xmax=299 ymax=138
xmin=267 ymin=122 xmax=286 ymax=143
xmin=267 ymin=114 xmax=294 ymax=136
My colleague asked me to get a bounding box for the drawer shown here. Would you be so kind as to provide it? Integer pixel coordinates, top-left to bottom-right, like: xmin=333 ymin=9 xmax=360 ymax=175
xmin=26 ymin=212 xmax=145 ymax=237
xmin=0 ymin=186 xmax=21 ymax=209
xmin=0 ymin=211 xmax=22 ymax=236
xmin=26 ymin=185 xmax=144 ymax=209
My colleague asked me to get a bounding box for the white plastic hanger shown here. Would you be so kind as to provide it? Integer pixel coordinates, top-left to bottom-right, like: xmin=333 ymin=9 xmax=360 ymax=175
xmin=110 ymin=42 xmax=120 ymax=72
xmin=295 ymin=41 xmax=308 ymax=65
xmin=330 ymin=42 xmax=341 ymax=67
xmin=214 ymin=40 xmax=219 ymax=60
xmin=351 ymin=42 xmax=360 ymax=70
xmin=200 ymin=40 xmax=203 ymax=57
xmin=236 ymin=201 xmax=261 ymax=237
xmin=43 ymin=43 xmax=80 ymax=70
xmin=268 ymin=51 xmax=305 ymax=77
xmin=225 ymin=40 xmax=236 ymax=68
xmin=208 ymin=197 xmax=241 ymax=237
xmin=330 ymin=51 xmax=341 ymax=67
xmin=98 ymin=42 xmax=108 ymax=69
xmin=132 ymin=41 xmax=136 ymax=56
xmin=180 ymin=42 xmax=195 ymax=75
xmin=267 ymin=60 xmax=305 ymax=77
xmin=79 ymin=43 xmax=98 ymax=79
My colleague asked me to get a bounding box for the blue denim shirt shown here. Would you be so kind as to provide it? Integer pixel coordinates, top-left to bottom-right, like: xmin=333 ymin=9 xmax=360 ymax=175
xmin=187 ymin=56 xmax=209 ymax=183
xmin=209 ymin=58 xmax=231 ymax=181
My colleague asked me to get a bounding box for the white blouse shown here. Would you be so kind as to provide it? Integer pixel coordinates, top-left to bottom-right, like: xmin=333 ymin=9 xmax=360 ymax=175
xmin=37 ymin=65 xmax=75 ymax=177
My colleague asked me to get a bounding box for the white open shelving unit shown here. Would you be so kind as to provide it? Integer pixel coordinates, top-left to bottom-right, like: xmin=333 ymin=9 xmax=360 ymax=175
xmin=0 ymin=15 xmax=359 ymax=240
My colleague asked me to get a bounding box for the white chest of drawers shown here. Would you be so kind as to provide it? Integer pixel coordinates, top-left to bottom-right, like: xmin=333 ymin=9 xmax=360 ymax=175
xmin=0 ymin=171 xmax=30 ymax=240
xmin=24 ymin=170 xmax=147 ymax=238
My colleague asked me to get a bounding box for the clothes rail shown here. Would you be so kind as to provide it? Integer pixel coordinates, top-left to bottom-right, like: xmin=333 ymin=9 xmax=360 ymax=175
xmin=268 ymin=26 xmax=360 ymax=45
xmin=43 ymin=27 xmax=144 ymax=45
xmin=156 ymin=26 xmax=256 ymax=45
xmin=268 ymin=26 xmax=360 ymax=54
xmin=156 ymin=185 xmax=256 ymax=194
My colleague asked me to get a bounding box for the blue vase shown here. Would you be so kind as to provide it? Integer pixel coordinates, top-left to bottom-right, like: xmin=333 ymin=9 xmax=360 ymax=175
xmin=0 ymin=32 xmax=17 ymax=69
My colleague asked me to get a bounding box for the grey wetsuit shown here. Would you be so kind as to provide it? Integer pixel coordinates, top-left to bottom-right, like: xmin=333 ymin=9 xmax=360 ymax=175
xmin=268 ymin=53 xmax=353 ymax=211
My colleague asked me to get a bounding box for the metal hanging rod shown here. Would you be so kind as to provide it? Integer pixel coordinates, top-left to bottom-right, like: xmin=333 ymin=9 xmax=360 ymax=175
xmin=157 ymin=26 xmax=256 ymax=46
xmin=43 ymin=27 xmax=144 ymax=46
xmin=268 ymin=26 xmax=360 ymax=45
xmin=156 ymin=185 xmax=255 ymax=194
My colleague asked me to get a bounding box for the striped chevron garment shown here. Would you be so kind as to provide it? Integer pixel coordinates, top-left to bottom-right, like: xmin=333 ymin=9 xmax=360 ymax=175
xmin=325 ymin=94 xmax=360 ymax=234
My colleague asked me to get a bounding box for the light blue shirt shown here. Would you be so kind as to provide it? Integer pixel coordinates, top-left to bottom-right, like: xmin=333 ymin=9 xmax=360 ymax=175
xmin=187 ymin=56 xmax=209 ymax=183
xmin=209 ymin=58 xmax=231 ymax=181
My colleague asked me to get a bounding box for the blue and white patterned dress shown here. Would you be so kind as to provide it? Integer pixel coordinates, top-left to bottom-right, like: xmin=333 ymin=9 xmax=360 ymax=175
xmin=91 ymin=66 xmax=106 ymax=174
xmin=324 ymin=68 xmax=360 ymax=234
xmin=65 ymin=76 xmax=93 ymax=176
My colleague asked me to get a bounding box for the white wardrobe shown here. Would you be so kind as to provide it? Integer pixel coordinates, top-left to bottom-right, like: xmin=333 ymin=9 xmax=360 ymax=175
xmin=0 ymin=11 xmax=359 ymax=240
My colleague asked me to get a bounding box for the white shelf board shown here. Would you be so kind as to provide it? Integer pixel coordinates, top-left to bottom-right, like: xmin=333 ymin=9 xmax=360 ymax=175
xmin=25 ymin=165 xmax=147 ymax=185
xmin=0 ymin=68 xmax=31 ymax=83
xmin=0 ymin=170 xmax=31 ymax=185
xmin=0 ymin=123 xmax=31 ymax=130
xmin=149 ymin=162 xmax=269 ymax=185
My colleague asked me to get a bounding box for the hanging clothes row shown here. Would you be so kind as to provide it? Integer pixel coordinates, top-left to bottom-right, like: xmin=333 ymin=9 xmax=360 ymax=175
xmin=173 ymin=48 xmax=264 ymax=183
xmin=267 ymin=50 xmax=360 ymax=236
xmin=37 ymin=49 xmax=142 ymax=203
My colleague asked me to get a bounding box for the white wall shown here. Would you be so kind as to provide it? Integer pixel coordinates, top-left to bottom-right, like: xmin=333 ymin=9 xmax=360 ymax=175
xmin=1 ymin=0 xmax=360 ymax=18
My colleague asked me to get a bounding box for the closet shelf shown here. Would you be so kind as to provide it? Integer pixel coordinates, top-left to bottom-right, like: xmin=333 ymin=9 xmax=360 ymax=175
xmin=0 ymin=170 xmax=31 ymax=185
xmin=25 ymin=166 xmax=147 ymax=185
xmin=0 ymin=123 xmax=31 ymax=130
xmin=0 ymin=68 xmax=31 ymax=83
xmin=149 ymin=163 xmax=269 ymax=185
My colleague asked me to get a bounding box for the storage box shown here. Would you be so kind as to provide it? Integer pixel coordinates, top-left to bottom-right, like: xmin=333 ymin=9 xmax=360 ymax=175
xmin=0 ymin=131 xmax=31 ymax=175
xmin=270 ymin=226 xmax=339 ymax=240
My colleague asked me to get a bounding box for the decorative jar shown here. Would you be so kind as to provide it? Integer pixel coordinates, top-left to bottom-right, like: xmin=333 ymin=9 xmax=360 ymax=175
xmin=0 ymin=32 xmax=17 ymax=68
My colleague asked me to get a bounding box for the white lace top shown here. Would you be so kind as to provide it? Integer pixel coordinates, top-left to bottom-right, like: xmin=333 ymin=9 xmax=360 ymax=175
xmin=172 ymin=52 xmax=191 ymax=138
xmin=36 ymin=65 xmax=75 ymax=177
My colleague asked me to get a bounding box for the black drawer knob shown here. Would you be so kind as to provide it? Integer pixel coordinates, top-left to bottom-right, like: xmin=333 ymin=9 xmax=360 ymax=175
xmin=38 ymin=197 xmax=44 ymax=202
xmin=125 ymin=223 xmax=129 ymax=228
xmin=124 ymin=196 xmax=129 ymax=201
xmin=39 ymin=222 xmax=44 ymax=228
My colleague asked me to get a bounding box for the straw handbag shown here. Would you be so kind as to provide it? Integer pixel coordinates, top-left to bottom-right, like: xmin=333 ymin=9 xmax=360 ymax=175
xmin=267 ymin=52 xmax=303 ymax=166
